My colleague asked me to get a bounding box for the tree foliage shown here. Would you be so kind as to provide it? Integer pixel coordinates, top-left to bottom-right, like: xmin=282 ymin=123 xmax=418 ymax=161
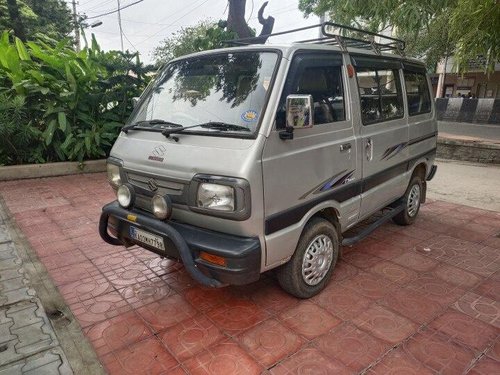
xmin=0 ymin=0 xmax=73 ymax=41
xmin=152 ymin=20 xmax=237 ymax=65
xmin=0 ymin=32 xmax=153 ymax=165
xmin=299 ymin=0 xmax=500 ymax=72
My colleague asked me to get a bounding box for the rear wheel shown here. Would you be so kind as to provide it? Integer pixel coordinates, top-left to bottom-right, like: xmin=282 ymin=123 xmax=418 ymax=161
xmin=277 ymin=218 xmax=339 ymax=298
xmin=393 ymin=175 xmax=423 ymax=226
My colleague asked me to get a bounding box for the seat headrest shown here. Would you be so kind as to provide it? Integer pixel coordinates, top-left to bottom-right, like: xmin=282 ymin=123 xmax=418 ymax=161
xmin=297 ymin=68 xmax=328 ymax=93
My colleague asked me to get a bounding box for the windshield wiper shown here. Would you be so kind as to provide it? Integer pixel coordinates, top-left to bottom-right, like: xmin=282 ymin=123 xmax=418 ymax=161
xmin=162 ymin=121 xmax=251 ymax=138
xmin=122 ymin=119 xmax=184 ymax=133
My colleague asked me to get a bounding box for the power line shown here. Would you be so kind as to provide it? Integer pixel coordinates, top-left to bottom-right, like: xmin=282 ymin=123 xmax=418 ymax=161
xmin=137 ymin=0 xmax=211 ymax=44
xmin=86 ymin=0 xmax=144 ymax=20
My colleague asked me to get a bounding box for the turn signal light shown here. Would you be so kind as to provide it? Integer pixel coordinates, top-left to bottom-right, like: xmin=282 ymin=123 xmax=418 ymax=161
xmin=199 ymin=251 xmax=227 ymax=267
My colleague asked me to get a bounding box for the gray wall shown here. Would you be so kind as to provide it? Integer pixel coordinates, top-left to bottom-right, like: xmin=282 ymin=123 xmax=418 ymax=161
xmin=436 ymin=98 xmax=499 ymax=124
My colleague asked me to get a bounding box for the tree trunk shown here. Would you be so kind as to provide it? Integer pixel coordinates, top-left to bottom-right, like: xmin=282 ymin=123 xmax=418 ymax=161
xmin=6 ymin=0 xmax=27 ymax=41
xmin=253 ymin=1 xmax=274 ymax=44
xmin=227 ymin=0 xmax=252 ymax=38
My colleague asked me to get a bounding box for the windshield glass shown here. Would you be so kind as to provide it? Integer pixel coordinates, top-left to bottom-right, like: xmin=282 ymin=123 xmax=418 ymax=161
xmin=129 ymin=51 xmax=279 ymax=135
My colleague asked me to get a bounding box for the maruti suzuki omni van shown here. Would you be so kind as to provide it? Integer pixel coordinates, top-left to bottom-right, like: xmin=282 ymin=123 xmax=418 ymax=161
xmin=99 ymin=23 xmax=438 ymax=298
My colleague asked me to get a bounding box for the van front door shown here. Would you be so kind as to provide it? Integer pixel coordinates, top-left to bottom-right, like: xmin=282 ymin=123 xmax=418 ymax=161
xmin=262 ymin=52 xmax=360 ymax=267
xmin=352 ymin=57 xmax=409 ymax=219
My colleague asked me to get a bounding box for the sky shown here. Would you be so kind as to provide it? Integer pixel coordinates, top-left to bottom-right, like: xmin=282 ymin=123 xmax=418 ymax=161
xmin=70 ymin=0 xmax=322 ymax=64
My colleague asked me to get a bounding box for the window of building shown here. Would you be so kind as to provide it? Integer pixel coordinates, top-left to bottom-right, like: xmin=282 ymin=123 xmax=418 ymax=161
xmin=404 ymin=71 xmax=432 ymax=116
xmin=356 ymin=68 xmax=404 ymax=125
xmin=276 ymin=54 xmax=345 ymax=129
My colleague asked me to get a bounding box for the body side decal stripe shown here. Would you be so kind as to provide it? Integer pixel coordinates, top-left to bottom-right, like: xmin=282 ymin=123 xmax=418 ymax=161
xmin=264 ymin=148 xmax=436 ymax=235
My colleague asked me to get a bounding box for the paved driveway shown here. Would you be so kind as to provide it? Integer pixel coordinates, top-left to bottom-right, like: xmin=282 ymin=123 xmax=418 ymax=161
xmin=0 ymin=173 xmax=499 ymax=374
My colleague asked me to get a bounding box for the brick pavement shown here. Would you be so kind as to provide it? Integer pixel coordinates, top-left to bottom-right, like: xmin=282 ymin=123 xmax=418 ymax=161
xmin=0 ymin=173 xmax=498 ymax=374
xmin=0 ymin=200 xmax=72 ymax=373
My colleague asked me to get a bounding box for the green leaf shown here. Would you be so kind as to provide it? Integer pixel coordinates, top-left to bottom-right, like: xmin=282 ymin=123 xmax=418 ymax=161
xmin=15 ymin=38 xmax=31 ymax=61
xmin=44 ymin=119 xmax=57 ymax=146
xmin=58 ymin=112 xmax=67 ymax=132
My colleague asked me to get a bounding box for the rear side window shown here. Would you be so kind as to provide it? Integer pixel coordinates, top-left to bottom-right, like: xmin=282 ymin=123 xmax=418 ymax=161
xmin=356 ymin=68 xmax=404 ymax=125
xmin=404 ymin=71 xmax=431 ymax=116
xmin=276 ymin=53 xmax=345 ymax=129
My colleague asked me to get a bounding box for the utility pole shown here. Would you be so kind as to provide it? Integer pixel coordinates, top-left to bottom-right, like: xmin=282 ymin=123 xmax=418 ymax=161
xmin=117 ymin=0 xmax=124 ymax=52
xmin=71 ymin=0 xmax=81 ymax=51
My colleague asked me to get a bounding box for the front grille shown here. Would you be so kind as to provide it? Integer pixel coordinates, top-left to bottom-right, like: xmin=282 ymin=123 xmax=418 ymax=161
xmin=125 ymin=171 xmax=189 ymax=213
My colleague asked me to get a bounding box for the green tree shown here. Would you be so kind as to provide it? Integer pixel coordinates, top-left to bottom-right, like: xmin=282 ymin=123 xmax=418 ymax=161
xmin=152 ymin=20 xmax=236 ymax=65
xmin=0 ymin=0 xmax=73 ymax=41
xmin=299 ymin=0 xmax=500 ymax=72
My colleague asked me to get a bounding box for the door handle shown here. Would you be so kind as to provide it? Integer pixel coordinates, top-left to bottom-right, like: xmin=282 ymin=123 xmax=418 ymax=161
xmin=340 ymin=143 xmax=351 ymax=152
xmin=365 ymin=138 xmax=373 ymax=161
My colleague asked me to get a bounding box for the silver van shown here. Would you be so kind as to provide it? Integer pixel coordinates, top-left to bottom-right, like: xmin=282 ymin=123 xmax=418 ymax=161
xmin=99 ymin=23 xmax=438 ymax=298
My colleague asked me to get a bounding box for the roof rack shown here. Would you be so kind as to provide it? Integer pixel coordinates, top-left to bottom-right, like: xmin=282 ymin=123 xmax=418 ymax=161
xmin=224 ymin=22 xmax=405 ymax=56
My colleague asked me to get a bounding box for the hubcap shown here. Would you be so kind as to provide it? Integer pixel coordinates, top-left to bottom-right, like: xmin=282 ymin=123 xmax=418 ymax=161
xmin=407 ymin=184 xmax=421 ymax=217
xmin=301 ymin=234 xmax=334 ymax=286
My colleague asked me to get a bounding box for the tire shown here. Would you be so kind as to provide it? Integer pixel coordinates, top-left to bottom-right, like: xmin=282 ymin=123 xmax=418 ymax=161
xmin=393 ymin=175 xmax=423 ymax=226
xmin=277 ymin=218 xmax=339 ymax=298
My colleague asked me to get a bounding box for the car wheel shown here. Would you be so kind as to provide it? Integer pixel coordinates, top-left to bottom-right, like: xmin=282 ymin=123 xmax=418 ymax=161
xmin=277 ymin=217 xmax=339 ymax=298
xmin=393 ymin=175 xmax=423 ymax=226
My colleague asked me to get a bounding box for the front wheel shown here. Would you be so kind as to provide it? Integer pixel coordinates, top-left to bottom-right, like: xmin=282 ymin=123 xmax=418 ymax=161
xmin=393 ymin=175 xmax=423 ymax=226
xmin=277 ymin=218 xmax=339 ymax=298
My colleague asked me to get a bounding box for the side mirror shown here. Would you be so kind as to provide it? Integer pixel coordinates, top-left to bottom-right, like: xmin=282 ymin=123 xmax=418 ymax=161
xmin=131 ymin=97 xmax=140 ymax=108
xmin=286 ymin=94 xmax=314 ymax=129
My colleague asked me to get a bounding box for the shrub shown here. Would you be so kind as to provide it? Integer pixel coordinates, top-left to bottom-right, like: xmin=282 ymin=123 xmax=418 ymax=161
xmin=0 ymin=31 xmax=153 ymax=165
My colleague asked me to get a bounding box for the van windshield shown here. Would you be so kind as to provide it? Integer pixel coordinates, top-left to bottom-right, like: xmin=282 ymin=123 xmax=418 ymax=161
xmin=129 ymin=51 xmax=279 ymax=136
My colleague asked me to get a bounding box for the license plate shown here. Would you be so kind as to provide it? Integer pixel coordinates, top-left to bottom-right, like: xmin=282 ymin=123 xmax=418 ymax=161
xmin=129 ymin=226 xmax=165 ymax=251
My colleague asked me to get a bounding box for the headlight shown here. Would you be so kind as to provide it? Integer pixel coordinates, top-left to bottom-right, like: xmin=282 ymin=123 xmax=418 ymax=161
xmin=117 ymin=184 xmax=134 ymax=208
xmin=152 ymin=194 xmax=172 ymax=220
xmin=197 ymin=183 xmax=235 ymax=211
xmin=107 ymin=163 xmax=122 ymax=187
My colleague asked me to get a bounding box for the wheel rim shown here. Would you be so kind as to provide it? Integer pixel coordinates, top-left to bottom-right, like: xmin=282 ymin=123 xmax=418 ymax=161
xmin=407 ymin=184 xmax=421 ymax=217
xmin=301 ymin=234 xmax=334 ymax=286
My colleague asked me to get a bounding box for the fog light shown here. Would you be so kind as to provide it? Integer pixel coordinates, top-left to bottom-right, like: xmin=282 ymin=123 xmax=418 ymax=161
xmin=117 ymin=184 xmax=134 ymax=208
xmin=152 ymin=194 xmax=172 ymax=220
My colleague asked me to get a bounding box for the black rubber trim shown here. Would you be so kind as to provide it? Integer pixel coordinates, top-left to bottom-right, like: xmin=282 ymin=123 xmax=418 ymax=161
xmin=265 ymin=148 xmax=436 ymax=235
xmin=408 ymin=131 xmax=437 ymax=146
xmin=99 ymin=202 xmax=261 ymax=286
xmin=427 ymin=165 xmax=438 ymax=181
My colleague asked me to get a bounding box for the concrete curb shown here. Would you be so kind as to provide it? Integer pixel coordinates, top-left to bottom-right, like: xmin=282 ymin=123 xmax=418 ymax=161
xmin=437 ymin=137 xmax=500 ymax=164
xmin=0 ymin=160 xmax=106 ymax=181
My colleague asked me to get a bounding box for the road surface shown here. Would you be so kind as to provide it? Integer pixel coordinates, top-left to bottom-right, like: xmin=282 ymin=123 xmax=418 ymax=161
xmin=428 ymin=158 xmax=500 ymax=211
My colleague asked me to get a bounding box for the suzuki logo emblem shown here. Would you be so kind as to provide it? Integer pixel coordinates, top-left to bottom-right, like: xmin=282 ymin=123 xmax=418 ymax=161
xmin=147 ymin=178 xmax=158 ymax=191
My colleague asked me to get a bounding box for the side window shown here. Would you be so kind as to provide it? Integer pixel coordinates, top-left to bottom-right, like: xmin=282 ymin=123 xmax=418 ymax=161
xmin=357 ymin=68 xmax=404 ymax=125
xmin=404 ymin=71 xmax=431 ymax=116
xmin=276 ymin=55 xmax=345 ymax=129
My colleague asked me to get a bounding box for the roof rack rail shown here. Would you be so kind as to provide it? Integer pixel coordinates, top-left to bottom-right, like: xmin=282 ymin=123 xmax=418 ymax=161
xmin=224 ymin=22 xmax=405 ymax=56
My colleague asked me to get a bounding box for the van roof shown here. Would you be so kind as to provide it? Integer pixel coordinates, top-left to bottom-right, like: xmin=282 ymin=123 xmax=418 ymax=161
xmin=171 ymin=43 xmax=425 ymax=67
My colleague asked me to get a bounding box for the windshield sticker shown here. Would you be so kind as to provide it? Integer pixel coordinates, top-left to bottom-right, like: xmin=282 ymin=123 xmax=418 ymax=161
xmin=241 ymin=110 xmax=258 ymax=122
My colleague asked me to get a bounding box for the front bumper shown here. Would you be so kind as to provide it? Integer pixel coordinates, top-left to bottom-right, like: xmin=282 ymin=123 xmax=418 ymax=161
xmin=99 ymin=201 xmax=261 ymax=287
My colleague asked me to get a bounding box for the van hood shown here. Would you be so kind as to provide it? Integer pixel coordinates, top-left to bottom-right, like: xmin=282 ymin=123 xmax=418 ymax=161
xmin=110 ymin=131 xmax=261 ymax=181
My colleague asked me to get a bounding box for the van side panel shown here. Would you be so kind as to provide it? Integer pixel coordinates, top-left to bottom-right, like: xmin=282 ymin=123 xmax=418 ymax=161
xmin=262 ymin=52 xmax=360 ymax=269
xmin=353 ymin=57 xmax=410 ymax=219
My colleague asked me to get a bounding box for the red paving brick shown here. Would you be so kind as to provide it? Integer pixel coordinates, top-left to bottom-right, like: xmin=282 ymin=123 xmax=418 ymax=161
xmin=1 ymin=174 xmax=499 ymax=373
xmin=207 ymin=298 xmax=269 ymax=336
xmin=313 ymin=322 xmax=390 ymax=372
xmin=269 ymin=347 xmax=351 ymax=375
xmin=183 ymin=340 xmax=263 ymax=375
xmin=237 ymin=319 xmax=303 ymax=368
xmin=402 ymin=328 xmax=476 ymax=375
xmin=468 ymin=356 xmax=500 ymax=375
xmin=159 ymin=315 xmax=225 ymax=362
xmin=429 ymin=310 xmax=498 ymax=353
xmin=352 ymin=304 xmax=417 ymax=344
xmin=279 ymin=301 xmax=341 ymax=340
xmin=367 ymin=348 xmax=433 ymax=375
